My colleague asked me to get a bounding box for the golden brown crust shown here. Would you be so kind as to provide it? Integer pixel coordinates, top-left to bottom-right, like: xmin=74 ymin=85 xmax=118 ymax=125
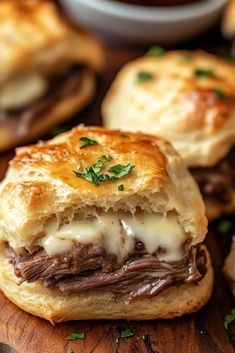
xmin=0 ymin=126 xmax=207 ymax=249
xmin=102 ymin=50 xmax=235 ymax=168
xmin=0 ymin=245 xmax=213 ymax=322
xmin=222 ymin=0 xmax=235 ymax=39
xmin=0 ymin=69 xmax=95 ymax=152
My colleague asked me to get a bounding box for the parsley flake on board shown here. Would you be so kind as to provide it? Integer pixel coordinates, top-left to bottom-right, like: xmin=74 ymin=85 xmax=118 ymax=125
xmin=118 ymin=184 xmax=124 ymax=191
xmin=73 ymin=155 xmax=134 ymax=186
xmin=213 ymin=87 xmax=229 ymax=100
xmin=79 ymin=137 xmax=98 ymax=149
xmin=147 ymin=46 xmax=165 ymax=57
xmin=137 ymin=71 xmax=154 ymax=83
xmin=217 ymin=219 xmax=232 ymax=235
xmin=224 ymin=308 xmax=235 ymax=330
xmin=120 ymin=328 xmax=134 ymax=338
xmin=68 ymin=348 xmax=74 ymax=353
xmin=67 ymin=331 xmax=85 ymax=340
xmin=194 ymin=68 xmax=215 ymax=78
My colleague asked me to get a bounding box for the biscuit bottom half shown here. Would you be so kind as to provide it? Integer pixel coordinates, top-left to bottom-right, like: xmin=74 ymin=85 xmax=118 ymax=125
xmin=0 ymin=245 xmax=213 ymax=323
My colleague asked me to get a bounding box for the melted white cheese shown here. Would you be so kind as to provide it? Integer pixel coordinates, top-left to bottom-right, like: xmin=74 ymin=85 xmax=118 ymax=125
xmin=40 ymin=212 xmax=187 ymax=262
xmin=42 ymin=235 xmax=73 ymax=257
xmin=0 ymin=71 xmax=47 ymax=109
xmin=41 ymin=212 xmax=187 ymax=262
xmin=121 ymin=213 xmax=185 ymax=261
xmin=97 ymin=214 xmax=135 ymax=263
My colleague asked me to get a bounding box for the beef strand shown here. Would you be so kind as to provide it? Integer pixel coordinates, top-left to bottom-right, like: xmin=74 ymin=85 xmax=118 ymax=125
xmin=6 ymin=243 xmax=206 ymax=303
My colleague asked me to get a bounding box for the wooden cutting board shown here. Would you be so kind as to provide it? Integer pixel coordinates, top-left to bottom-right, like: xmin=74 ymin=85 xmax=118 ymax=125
xmin=0 ymin=31 xmax=235 ymax=353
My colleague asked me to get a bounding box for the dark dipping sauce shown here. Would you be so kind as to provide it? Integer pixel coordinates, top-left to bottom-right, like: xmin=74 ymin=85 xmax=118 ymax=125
xmin=115 ymin=0 xmax=204 ymax=6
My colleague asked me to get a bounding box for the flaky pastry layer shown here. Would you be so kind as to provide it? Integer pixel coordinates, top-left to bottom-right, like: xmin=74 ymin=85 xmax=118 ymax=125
xmin=0 ymin=126 xmax=207 ymax=249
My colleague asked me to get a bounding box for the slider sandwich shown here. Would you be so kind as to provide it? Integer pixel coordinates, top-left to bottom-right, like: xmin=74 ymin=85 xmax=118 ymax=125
xmin=102 ymin=50 xmax=235 ymax=220
xmin=0 ymin=0 xmax=103 ymax=151
xmin=0 ymin=126 xmax=213 ymax=323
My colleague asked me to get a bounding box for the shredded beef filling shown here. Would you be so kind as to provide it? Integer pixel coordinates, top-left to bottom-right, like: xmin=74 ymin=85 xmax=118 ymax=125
xmin=191 ymin=147 xmax=235 ymax=204
xmin=0 ymin=65 xmax=87 ymax=137
xmin=6 ymin=242 xmax=206 ymax=303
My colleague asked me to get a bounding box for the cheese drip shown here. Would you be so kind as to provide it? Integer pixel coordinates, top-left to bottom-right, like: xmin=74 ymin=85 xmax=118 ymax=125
xmin=41 ymin=212 xmax=187 ymax=262
xmin=0 ymin=71 xmax=47 ymax=109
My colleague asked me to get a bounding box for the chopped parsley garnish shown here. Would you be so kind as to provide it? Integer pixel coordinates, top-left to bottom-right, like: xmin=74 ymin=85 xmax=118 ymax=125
xmin=120 ymin=328 xmax=134 ymax=338
xmin=224 ymin=308 xmax=235 ymax=330
xmin=75 ymin=166 xmax=100 ymax=185
xmin=91 ymin=155 xmax=112 ymax=173
xmin=67 ymin=331 xmax=85 ymax=340
xmin=137 ymin=71 xmax=154 ymax=83
xmin=213 ymin=87 xmax=229 ymax=100
xmin=50 ymin=126 xmax=68 ymax=137
xmin=118 ymin=184 xmax=124 ymax=191
xmin=147 ymin=46 xmax=165 ymax=57
xmin=68 ymin=348 xmax=74 ymax=353
xmin=108 ymin=164 xmax=133 ymax=178
xmin=73 ymin=155 xmax=134 ymax=186
xmin=194 ymin=68 xmax=215 ymax=78
xmin=79 ymin=137 xmax=98 ymax=149
xmin=217 ymin=219 xmax=232 ymax=235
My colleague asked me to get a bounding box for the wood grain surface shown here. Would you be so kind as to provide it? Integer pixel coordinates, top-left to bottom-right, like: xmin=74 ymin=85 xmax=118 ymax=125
xmin=0 ymin=24 xmax=235 ymax=353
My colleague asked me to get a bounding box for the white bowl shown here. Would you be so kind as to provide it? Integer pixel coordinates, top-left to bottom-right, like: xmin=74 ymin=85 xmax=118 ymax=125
xmin=60 ymin=0 xmax=228 ymax=45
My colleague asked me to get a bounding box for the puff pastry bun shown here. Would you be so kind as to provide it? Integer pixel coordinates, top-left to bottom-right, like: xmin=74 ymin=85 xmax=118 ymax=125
xmin=102 ymin=50 xmax=235 ymax=220
xmin=0 ymin=126 xmax=212 ymax=322
xmin=0 ymin=0 xmax=103 ymax=152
